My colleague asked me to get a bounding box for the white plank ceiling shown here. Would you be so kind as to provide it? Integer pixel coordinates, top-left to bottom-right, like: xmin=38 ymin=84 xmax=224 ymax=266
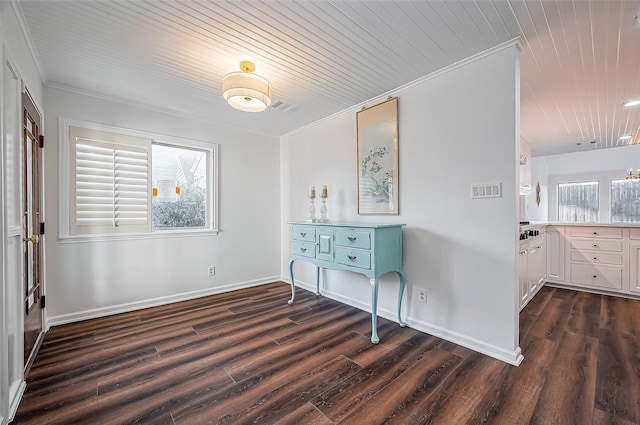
xmin=16 ymin=0 xmax=640 ymax=156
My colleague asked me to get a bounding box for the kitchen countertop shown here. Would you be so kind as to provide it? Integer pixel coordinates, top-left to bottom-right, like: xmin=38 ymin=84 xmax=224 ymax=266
xmin=520 ymin=221 xmax=640 ymax=231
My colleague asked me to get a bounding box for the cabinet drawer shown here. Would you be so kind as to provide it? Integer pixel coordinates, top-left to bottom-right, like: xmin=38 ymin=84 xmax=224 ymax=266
xmin=570 ymin=263 xmax=622 ymax=290
xmin=630 ymin=228 xmax=640 ymax=240
xmin=291 ymin=241 xmax=316 ymax=258
xmin=570 ymin=238 xmax=622 ymax=252
xmin=570 ymin=227 xmax=622 ymax=239
xmin=335 ymin=248 xmax=371 ymax=269
xmin=291 ymin=226 xmax=316 ymax=242
xmin=570 ymin=250 xmax=623 ymax=265
xmin=335 ymin=229 xmax=371 ymax=249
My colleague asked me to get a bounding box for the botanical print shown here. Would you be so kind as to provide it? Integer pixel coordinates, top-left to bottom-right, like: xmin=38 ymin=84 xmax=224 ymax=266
xmin=360 ymin=145 xmax=392 ymax=204
xmin=357 ymin=97 xmax=398 ymax=215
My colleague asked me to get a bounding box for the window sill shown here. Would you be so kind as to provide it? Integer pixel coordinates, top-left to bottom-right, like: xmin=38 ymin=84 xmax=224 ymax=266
xmin=58 ymin=229 xmax=219 ymax=244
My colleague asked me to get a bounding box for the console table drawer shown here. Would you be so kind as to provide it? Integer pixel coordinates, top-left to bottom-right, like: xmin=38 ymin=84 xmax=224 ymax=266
xmin=291 ymin=226 xmax=316 ymax=242
xmin=335 ymin=248 xmax=371 ymax=269
xmin=335 ymin=229 xmax=371 ymax=249
xmin=291 ymin=241 xmax=316 ymax=258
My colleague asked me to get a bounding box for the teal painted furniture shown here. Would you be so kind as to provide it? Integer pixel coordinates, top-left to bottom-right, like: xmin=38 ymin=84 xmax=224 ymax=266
xmin=288 ymin=221 xmax=407 ymax=344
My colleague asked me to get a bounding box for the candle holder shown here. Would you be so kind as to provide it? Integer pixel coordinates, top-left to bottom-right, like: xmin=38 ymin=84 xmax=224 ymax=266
xmin=318 ymin=193 xmax=329 ymax=222
xmin=308 ymin=194 xmax=317 ymax=222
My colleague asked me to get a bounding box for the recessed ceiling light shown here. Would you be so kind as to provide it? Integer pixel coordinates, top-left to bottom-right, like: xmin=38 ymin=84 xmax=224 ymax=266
xmin=619 ymin=135 xmax=633 ymax=140
xmin=624 ymin=99 xmax=640 ymax=107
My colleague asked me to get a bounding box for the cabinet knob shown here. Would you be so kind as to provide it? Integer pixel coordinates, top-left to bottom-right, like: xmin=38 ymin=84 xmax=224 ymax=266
xmin=593 ymin=231 xmax=597 ymax=235
xmin=593 ymin=244 xmax=598 ymax=247
xmin=300 ymin=247 xmax=307 ymax=253
xmin=347 ymin=236 xmax=357 ymax=242
xmin=347 ymin=255 xmax=357 ymax=261
xmin=593 ymin=275 xmax=597 ymax=278
xmin=300 ymin=232 xmax=306 ymax=237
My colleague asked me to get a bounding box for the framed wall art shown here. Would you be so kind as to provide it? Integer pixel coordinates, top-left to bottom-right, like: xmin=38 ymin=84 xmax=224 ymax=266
xmin=356 ymin=96 xmax=399 ymax=215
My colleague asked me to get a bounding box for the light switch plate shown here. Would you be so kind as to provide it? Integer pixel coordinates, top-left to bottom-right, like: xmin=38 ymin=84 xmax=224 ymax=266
xmin=471 ymin=182 xmax=502 ymax=199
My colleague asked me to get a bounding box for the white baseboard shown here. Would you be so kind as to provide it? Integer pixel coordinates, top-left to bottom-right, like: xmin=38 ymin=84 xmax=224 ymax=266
xmin=406 ymin=317 xmax=524 ymax=366
xmin=285 ymin=276 xmax=524 ymax=366
xmin=47 ymin=276 xmax=280 ymax=327
xmin=8 ymin=380 xmax=26 ymax=423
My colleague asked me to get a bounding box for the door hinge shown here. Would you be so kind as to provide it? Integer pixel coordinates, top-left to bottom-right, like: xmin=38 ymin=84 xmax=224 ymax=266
xmin=40 ymin=222 xmax=45 ymax=235
xmin=40 ymin=295 xmax=46 ymax=309
xmin=38 ymin=135 xmax=44 ymax=148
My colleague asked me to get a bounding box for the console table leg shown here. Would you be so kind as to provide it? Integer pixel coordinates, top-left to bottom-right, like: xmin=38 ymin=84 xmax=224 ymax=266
xmin=396 ymin=270 xmax=408 ymax=327
xmin=370 ymin=278 xmax=380 ymax=344
xmin=315 ymin=266 xmax=321 ymax=296
xmin=288 ymin=259 xmax=296 ymax=305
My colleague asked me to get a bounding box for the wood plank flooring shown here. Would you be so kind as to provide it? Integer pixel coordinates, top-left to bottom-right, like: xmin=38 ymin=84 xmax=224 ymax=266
xmin=13 ymin=283 xmax=640 ymax=425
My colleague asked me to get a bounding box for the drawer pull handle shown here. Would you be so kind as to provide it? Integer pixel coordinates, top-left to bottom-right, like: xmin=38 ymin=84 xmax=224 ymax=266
xmin=300 ymin=248 xmax=307 ymax=253
xmin=594 ymin=257 xmax=597 ymax=260
xmin=593 ymin=231 xmax=597 ymax=235
xmin=593 ymin=275 xmax=597 ymax=278
xmin=347 ymin=255 xmax=357 ymax=261
xmin=300 ymin=232 xmax=306 ymax=237
xmin=347 ymin=236 xmax=357 ymax=242
xmin=593 ymin=244 xmax=598 ymax=247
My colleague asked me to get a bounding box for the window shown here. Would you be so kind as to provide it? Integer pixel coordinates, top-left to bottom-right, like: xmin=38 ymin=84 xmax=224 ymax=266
xmin=151 ymin=143 xmax=207 ymax=230
xmin=558 ymin=181 xmax=599 ymax=222
xmin=611 ymin=179 xmax=640 ymax=223
xmin=64 ymin=122 xmax=217 ymax=238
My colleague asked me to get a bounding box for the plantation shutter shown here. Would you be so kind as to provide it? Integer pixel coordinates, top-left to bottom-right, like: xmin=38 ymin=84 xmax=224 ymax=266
xmin=69 ymin=126 xmax=152 ymax=235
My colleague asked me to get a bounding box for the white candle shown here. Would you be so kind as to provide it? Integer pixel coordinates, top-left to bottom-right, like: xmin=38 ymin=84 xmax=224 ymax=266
xmin=321 ymin=185 xmax=328 ymax=198
xmin=309 ymin=186 xmax=316 ymax=198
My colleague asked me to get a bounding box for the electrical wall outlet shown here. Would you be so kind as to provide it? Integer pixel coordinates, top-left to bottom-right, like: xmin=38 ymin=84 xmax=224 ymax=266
xmin=207 ymin=266 xmax=216 ymax=276
xmin=417 ymin=288 xmax=427 ymax=303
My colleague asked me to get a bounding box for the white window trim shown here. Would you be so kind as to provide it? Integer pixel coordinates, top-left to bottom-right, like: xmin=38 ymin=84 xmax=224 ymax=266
xmin=59 ymin=118 xmax=219 ymax=242
xmin=548 ymin=169 xmax=634 ymax=223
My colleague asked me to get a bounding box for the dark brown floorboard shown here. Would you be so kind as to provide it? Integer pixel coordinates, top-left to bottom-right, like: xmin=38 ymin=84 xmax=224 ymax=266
xmin=13 ymin=283 xmax=640 ymax=425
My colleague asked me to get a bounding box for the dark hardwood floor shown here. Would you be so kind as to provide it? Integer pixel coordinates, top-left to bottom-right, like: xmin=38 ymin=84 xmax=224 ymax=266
xmin=13 ymin=283 xmax=640 ymax=425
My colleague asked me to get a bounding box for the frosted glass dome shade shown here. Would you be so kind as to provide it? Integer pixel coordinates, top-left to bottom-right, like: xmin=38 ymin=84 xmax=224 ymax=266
xmin=222 ymin=72 xmax=272 ymax=112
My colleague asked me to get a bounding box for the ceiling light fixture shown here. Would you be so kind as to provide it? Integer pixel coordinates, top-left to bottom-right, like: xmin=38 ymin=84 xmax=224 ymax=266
xmin=624 ymin=99 xmax=640 ymax=107
xmin=222 ymin=61 xmax=272 ymax=113
xmin=619 ymin=135 xmax=633 ymax=140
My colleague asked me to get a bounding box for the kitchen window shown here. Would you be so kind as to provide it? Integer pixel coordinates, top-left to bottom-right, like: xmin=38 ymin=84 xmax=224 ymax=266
xmin=557 ymin=181 xmax=599 ymax=223
xmin=611 ymin=179 xmax=640 ymax=223
xmin=62 ymin=121 xmax=218 ymax=239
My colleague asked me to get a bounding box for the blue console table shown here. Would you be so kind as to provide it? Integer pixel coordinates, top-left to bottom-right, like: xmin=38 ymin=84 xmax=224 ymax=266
xmin=288 ymin=221 xmax=407 ymax=344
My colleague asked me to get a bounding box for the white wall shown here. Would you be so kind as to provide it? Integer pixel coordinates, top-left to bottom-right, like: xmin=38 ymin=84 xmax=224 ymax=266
xmin=523 ymin=157 xmax=549 ymax=221
xmin=44 ymin=87 xmax=281 ymax=323
xmin=281 ymin=42 xmax=521 ymax=364
xmin=528 ymin=144 xmax=640 ymax=222
xmin=1 ymin=2 xmax=45 ymax=423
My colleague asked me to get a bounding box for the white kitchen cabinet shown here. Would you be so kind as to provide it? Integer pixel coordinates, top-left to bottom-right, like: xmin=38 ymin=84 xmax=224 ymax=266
xmin=546 ymin=227 xmax=566 ymax=283
xmin=629 ymin=243 xmax=640 ymax=294
xmin=519 ymin=243 xmax=529 ymax=309
xmin=519 ymin=229 xmax=546 ymax=311
xmin=530 ymin=234 xmax=546 ymax=296
xmin=566 ymin=226 xmax=626 ymax=293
